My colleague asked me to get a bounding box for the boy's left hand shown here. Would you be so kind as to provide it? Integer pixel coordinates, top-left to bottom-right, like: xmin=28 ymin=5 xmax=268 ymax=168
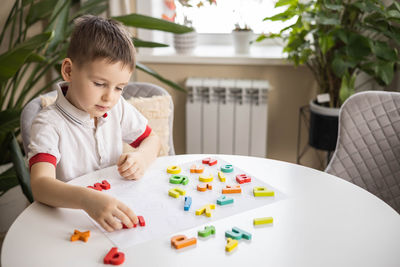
xmin=117 ymin=152 xmax=146 ymax=180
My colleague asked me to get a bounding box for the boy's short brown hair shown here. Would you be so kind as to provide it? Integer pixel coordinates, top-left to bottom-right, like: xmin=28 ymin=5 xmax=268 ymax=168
xmin=67 ymin=15 xmax=135 ymax=71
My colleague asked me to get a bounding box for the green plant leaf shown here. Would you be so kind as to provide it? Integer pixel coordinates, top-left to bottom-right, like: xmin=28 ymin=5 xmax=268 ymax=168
xmin=372 ymin=41 xmax=398 ymax=61
xmin=22 ymin=0 xmax=35 ymax=6
xmin=319 ymin=34 xmax=334 ymax=54
xmin=45 ymin=0 xmax=71 ymax=54
xmin=339 ymin=72 xmax=356 ymax=105
xmin=388 ymin=10 xmax=400 ymax=19
xmin=316 ymin=13 xmax=340 ymax=26
xmin=352 ymin=1 xmax=382 ymax=13
xmin=264 ymin=9 xmax=296 ymax=22
xmin=132 ymin=37 xmax=169 ymax=48
xmin=0 ymin=167 xmax=19 ymax=198
xmin=136 ymin=63 xmax=186 ymax=92
xmin=113 ymin=14 xmax=193 ymax=34
xmin=275 ymin=0 xmax=296 ymax=8
xmin=375 ymin=61 xmax=394 ymax=85
xmin=72 ymin=0 xmax=108 ymax=18
xmin=332 ymin=57 xmax=348 ymax=77
xmin=388 ymin=1 xmax=400 ymax=11
xmin=0 ymin=31 xmax=53 ymax=82
xmin=25 ymin=53 xmax=46 ymax=63
xmin=0 ymin=109 xmax=21 ymax=136
xmin=9 ymin=134 xmax=33 ymax=203
xmin=346 ymin=33 xmax=371 ymax=60
xmin=324 ymin=4 xmax=342 ymax=11
xmin=25 ymin=0 xmax=58 ymax=25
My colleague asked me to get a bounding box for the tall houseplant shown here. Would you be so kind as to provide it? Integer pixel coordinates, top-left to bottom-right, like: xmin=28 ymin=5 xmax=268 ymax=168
xmin=258 ymin=0 xmax=400 ymax=151
xmin=0 ymin=0 xmax=193 ymax=200
xmin=259 ymin=0 xmax=400 ymax=108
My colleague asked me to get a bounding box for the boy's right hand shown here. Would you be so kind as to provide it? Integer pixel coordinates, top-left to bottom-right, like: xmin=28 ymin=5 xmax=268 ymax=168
xmin=82 ymin=190 xmax=138 ymax=232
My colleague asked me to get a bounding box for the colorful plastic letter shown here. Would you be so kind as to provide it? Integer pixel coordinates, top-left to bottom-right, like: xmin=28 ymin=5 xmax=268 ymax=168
xmin=222 ymin=185 xmax=242 ymax=194
xmin=199 ymin=174 xmax=213 ymax=182
xmin=167 ymin=165 xmax=181 ymax=174
xmin=169 ymin=175 xmax=189 ymax=185
xmin=197 ymin=183 xmax=212 ymax=192
xmin=104 ymin=247 xmax=125 ymax=265
xmin=195 ymin=204 xmax=215 ymax=217
xmin=253 ymin=217 xmax=273 ymax=225
xmin=190 ymin=164 xmax=204 ymax=173
xmin=225 ymin=227 xmax=252 ymax=240
xmin=198 ymin=225 xmax=216 ymax=237
xmin=123 ymin=223 xmax=138 ymax=228
xmin=87 ymin=183 xmax=103 ymax=191
xmin=138 ymin=216 xmax=145 ymax=226
xmin=218 ymin=171 xmax=226 ymax=182
xmin=221 ymin=164 xmax=234 ymax=173
xmin=171 ymin=235 xmax=197 ymax=249
xmin=216 ymin=195 xmax=234 ymax=205
xmin=253 ymin=186 xmax=275 ymax=197
xmin=100 ymin=180 xmax=111 ymax=190
xmin=184 ymin=196 xmax=192 ymax=211
xmin=225 ymin=238 xmax=238 ymax=252
xmin=236 ymin=174 xmax=251 ymax=184
xmin=168 ymin=187 xmax=186 ymax=198
xmin=70 ymin=229 xmax=90 ymax=242
xmin=202 ymin=157 xmax=218 ymax=166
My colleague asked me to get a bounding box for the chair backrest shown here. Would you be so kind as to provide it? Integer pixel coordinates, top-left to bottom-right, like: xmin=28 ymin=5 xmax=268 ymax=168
xmin=21 ymin=90 xmax=57 ymax=155
xmin=20 ymin=82 xmax=175 ymax=156
xmin=122 ymin=82 xmax=175 ymax=155
xmin=325 ymin=91 xmax=400 ymax=212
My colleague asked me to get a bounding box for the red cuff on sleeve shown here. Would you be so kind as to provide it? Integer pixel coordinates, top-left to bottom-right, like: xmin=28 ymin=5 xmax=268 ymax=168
xmin=29 ymin=153 xmax=57 ymax=169
xmin=130 ymin=125 xmax=152 ymax=148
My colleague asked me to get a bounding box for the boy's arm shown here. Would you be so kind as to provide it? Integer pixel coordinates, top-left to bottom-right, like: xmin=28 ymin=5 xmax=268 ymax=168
xmin=134 ymin=131 xmax=161 ymax=164
xmin=118 ymin=131 xmax=161 ymax=179
xmin=30 ymin=162 xmax=138 ymax=231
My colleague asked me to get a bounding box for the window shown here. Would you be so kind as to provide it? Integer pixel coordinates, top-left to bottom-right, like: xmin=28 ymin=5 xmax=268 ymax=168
xmin=137 ymin=0 xmax=294 ymax=43
xmin=171 ymin=0 xmax=295 ymax=34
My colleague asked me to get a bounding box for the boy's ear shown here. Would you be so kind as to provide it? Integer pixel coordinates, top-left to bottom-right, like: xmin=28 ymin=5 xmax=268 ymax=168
xmin=61 ymin=58 xmax=73 ymax=82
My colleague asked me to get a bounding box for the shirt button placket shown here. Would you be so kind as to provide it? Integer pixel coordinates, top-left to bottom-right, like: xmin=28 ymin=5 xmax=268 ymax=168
xmin=95 ymin=129 xmax=105 ymax=165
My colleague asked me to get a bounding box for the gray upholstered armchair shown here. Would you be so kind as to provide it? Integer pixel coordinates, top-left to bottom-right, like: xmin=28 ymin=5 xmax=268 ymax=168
xmin=325 ymin=91 xmax=400 ymax=213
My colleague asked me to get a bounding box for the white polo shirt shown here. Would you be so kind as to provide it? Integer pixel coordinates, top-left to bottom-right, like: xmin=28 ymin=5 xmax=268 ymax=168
xmin=28 ymin=82 xmax=151 ymax=182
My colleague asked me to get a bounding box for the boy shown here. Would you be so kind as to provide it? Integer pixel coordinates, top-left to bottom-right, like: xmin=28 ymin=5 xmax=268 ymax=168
xmin=28 ymin=15 xmax=161 ymax=232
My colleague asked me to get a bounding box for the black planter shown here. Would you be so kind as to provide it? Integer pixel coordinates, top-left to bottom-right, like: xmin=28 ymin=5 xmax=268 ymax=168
xmin=308 ymin=100 xmax=339 ymax=151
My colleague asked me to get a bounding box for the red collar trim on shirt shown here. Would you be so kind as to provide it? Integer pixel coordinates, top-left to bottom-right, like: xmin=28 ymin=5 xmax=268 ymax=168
xmin=103 ymin=113 xmax=108 ymax=118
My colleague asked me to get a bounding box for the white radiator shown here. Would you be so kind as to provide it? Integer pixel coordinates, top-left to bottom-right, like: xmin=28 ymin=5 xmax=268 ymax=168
xmin=185 ymin=78 xmax=270 ymax=157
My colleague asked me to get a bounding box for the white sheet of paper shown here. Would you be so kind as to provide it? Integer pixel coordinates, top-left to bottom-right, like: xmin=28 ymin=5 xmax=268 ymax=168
xmin=69 ymin=157 xmax=285 ymax=249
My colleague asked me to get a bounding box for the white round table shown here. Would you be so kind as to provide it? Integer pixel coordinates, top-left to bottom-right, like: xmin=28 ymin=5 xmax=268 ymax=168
xmin=2 ymin=155 xmax=400 ymax=267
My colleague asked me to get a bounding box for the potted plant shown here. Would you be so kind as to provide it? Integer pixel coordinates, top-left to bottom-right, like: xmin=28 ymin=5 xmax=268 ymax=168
xmin=163 ymin=0 xmax=217 ymax=54
xmin=0 ymin=0 xmax=192 ymax=202
xmin=258 ymin=0 xmax=400 ymax=151
xmin=232 ymin=23 xmax=253 ymax=54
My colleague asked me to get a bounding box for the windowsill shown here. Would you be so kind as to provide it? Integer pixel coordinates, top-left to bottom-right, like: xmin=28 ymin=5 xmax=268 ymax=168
xmin=136 ymin=45 xmax=290 ymax=66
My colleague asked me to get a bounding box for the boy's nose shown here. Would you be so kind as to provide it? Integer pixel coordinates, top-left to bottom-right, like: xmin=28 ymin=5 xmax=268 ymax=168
xmin=102 ymin=88 xmax=113 ymax=102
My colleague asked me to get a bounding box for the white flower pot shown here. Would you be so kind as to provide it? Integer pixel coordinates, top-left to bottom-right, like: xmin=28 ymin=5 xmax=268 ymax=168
xmin=232 ymin=30 xmax=253 ymax=54
xmin=173 ymin=31 xmax=197 ymax=54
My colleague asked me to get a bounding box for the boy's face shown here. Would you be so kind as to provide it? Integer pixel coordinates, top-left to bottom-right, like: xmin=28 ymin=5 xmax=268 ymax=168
xmin=61 ymin=58 xmax=132 ymax=119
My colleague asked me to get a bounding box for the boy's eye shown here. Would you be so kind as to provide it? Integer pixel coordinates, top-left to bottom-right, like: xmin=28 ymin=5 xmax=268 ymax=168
xmin=116 ymin=87 xmax=123 ymax=91
xmin=94 ymin=82 xmax=105 ymax=87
